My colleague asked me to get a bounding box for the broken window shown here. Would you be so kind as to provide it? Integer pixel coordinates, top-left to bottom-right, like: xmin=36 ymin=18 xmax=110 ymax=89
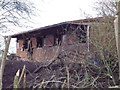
xmin=23 ymin=38 xmax=33 ymax=51
xmin=58 ymin=35 xmax=62 ymax=45
xmin=54 ymin=34 xmax=62 ymax=46
xmin=23 ymin=39 xmax=28 ymax=50
xmin=27 ymin=39 xmax=32 ymax=52
xmin=27 ymin=39 xmax=33 ymax=60
xmin=36 ymin=37 xmax=44 ymax=48
xmin=22 ymin=38 xmax=33 ymax=60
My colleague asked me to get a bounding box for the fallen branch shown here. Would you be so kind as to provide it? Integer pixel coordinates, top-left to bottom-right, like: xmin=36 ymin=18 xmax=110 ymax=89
xmin=33 ymin=59 xmax=57 ymax=73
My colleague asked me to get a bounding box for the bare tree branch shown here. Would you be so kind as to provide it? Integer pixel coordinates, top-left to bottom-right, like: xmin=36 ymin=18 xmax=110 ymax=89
xmin=94 ymin=0 xmax=116 ymax=16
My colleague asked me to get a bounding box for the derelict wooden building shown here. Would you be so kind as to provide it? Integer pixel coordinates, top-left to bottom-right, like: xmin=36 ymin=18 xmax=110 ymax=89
xmin=11 ymin=22 xmax=89 ymax=62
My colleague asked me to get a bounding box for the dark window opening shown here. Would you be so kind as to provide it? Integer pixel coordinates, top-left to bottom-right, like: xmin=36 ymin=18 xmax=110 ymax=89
xmin=54 ymin=34 xmax=62 ymax=46
xmin=27 ymin=40 xmax=33 ymax=52
xmin=23 ymin=39 xmax=28 ymax=50
xmin=22 ymin=38 xmax=33 ymax=60
xmin=23 ymin=38 xmax=33 ymax=52
xmin=36 ymin=37 xmax=44 ymax=48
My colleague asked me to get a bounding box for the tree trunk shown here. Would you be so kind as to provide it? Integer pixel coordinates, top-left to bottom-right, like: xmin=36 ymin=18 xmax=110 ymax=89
xmin=115 ymin=1 xmax=120 ymax=79
xmin=0 ymin=36 xmax=11 ymax=90
xmin=117 ymin=1 xmax=120 ymax=79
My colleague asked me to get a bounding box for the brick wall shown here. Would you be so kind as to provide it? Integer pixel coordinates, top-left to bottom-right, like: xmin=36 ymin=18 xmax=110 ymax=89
xmin=16 ymin=30 xmax=88 ymax=62
xmin=16 ymin=37 xmax=61 ymax=61
xmin=44 ymin=35 xmax=54 ymax=46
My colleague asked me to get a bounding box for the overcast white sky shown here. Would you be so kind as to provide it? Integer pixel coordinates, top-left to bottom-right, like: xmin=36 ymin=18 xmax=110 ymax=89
xmin=2 ymin=0 xmax=98 ymax=36
xmin=31 ymin=0 xmax=98 ymax=28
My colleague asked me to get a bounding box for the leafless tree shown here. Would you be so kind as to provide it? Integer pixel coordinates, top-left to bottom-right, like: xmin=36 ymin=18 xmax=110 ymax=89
xmin=89 ymin=0 xmax=118 ymax=87
xmin=0 ymin=0 xmax=36 ymax=89
xmin=94 ymin=0 xmax=116 ymax=16
xmin=0 ymin=0 xmax=35 ymax=31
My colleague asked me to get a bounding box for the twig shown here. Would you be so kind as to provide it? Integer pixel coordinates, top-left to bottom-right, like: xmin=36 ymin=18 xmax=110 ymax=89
xmin=61 ymin=80 xmax=66 ymax=88
xmin=66 ymin=66 xmax=70 ymax=88
xmin=18 ymin=65 xmax=26 ymax=85
xmin=33 ymin=59 xmax=57 ymax=73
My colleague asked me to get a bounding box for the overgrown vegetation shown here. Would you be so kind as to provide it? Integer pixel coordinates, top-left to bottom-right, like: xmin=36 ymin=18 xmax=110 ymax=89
xmin=1 ymin=0 xmax=120 ymax=89
xmin=4 ymin=16 xmax=119 ymax=89
xmin=3 ymin=43 xmax=119 ymax=88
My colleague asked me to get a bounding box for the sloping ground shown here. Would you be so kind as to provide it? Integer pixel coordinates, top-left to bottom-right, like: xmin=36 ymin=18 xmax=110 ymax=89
xmin=2 ymin=45 xmax=119 ymax=88
xmin=3 ymin=55 xmax=119 ymax=88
